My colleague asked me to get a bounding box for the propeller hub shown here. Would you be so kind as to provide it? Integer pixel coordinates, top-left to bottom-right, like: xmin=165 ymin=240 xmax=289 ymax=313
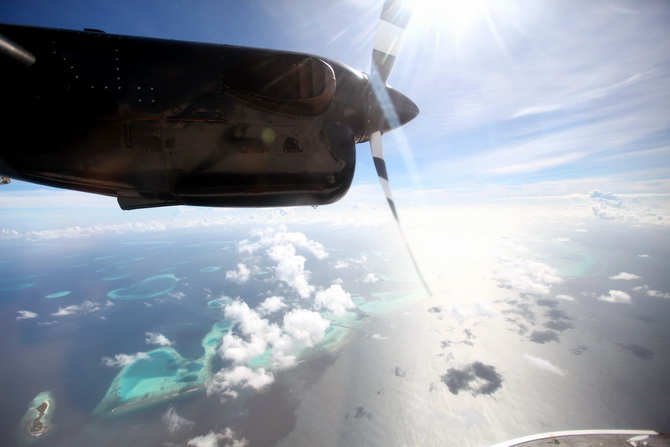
xmin=364 ymin=80 xmax=419 ymax=141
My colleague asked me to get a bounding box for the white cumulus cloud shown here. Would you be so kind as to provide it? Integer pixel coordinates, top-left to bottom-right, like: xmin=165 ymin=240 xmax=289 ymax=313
xmin=314 ymin=284 xmax=355 ymax=316
xmin=225 ymin=263 xmax=251 ymax=284
xmin=16 ymin=310 xmax=39 ymax=320
xmin=598 ymin=290 xmax=632 ymax=304
xmin=610 ymin=272 xmax=641 ymax=280
xmin=206 ymin=366 xmax=274 ymax=402
xmin=555 ymin=294 xmax=575 ymax=301
xmin=283 ymin=309 xmax=330 ymax=347
xmin=362 ymin=273 xmax=380 ymax=283
xmin=219 ymin=300 xmax=295 ymax=368
xmin=589 ymin=190 xmax=670 ymax=226
xmin=647 ymin=289 xmax=670 ymax=299
xmin=187 ymin=428 xmax=248 ymax=447
xmin=145 ymin=332 xmax=174 ymax=346
xmin=333 ymin=260 xmax=350 ymax=269
xmin=267 ymin=244 xmax=314 ymax=298
xmin=256 ymin=296 xmax=287 ymax=315
xmin=495 ymin=257 xmax=563 ymax=296
xmin=238 ymin=226 xmax=328 ymax=260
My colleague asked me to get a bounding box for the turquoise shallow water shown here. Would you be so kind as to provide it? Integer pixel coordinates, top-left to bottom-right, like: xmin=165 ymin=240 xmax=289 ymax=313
xmin=107 ymin=274 xmax=179 ymax=300
xmin=120 ymin=350 xmax=180 ymax=400
xmin=102 ymin=273 xmax=130 ymax=281
xmin=45 ymin=291 xmax=71 ymax=299
xmin=1 ymin=283 xmax=35 ymax=291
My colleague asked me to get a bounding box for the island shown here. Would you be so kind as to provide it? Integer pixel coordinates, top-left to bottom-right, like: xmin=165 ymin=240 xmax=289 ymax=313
xmin=21 ymin=391 xmax=55 ymax=438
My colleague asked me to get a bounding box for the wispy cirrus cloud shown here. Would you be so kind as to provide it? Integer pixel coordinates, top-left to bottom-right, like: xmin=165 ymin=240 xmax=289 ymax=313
xmin=52 ymin=300 xmax=113 ymax=317
xmin=162 ymin=406 xmax=195 ymax=434
xmin=101 ymin=352 xmax=150 ymax=368
xmin=524 ymin=354 xmax=565 ymax=376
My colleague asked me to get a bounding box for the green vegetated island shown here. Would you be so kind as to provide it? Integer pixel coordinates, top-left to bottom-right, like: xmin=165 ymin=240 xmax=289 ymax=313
xmin=95 ymin=289 xmax=423 ymax=415
xmin=20 ymin=391 xmax=55 ymax=438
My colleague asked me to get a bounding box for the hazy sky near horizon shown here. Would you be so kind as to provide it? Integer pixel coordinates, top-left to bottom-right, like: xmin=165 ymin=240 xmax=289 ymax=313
xmin=0 ymin=0 xmax=669 ymax=230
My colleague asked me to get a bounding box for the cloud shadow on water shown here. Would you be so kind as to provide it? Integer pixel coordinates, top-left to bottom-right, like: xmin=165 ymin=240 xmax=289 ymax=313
xmin=353 ymin=406 xmax=373 ymax=420
xmin=618 ymin=343 xmax=654 ymax=360
xmin=529 ymin=330 xmax=560 ymax=344
xmin=544 ymin=320 xmax=573 ymax=332
xmin=440 ymin=362 xmax=504 ymax=396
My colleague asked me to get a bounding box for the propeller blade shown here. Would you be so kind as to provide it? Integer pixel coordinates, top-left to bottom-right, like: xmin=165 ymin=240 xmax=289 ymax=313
xmin=370 ymin=131 xmax=432 ymax=296
xmin=371 ymin=0 xmax=412 ymax=83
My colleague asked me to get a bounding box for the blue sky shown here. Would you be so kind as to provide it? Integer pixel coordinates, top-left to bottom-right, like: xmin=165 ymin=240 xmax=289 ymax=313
xmin=1 ymin=0 xmax=669 ymax=228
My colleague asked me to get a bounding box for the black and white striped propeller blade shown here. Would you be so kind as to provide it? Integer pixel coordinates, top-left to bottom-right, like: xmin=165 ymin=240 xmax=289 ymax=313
xmin=371 ymin=0 xmax=412 ymax=84
xmin=368 ymin=0 xmax=431 ymax=296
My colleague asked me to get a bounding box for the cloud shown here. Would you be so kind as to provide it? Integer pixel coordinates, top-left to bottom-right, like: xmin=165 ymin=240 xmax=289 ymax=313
xmin=314 ymin=284 xmax=355 ymax=316
xmin=267 ymin=244 xmax=314 ymax=298
xmin=589 ymin=190 xmax=670 ymax=226
xmin=238 ymin=226 xmax=328 ymax=260
xmin=282 ymin=309 xmax=330 ymax=347
xmin=225 ymin=263 xmax=251 ymax=284
xmin=371 ymin=334 xmax=388 ymax=340
xmin=162 ymin=406 xmax=194 ymax=433
xmin=101 ymin=352 xmax=150 ymax=367
xmin=219 ymin=301 xmax=285 ymax=365
xmin=224 ymin=300 xmax=276 ymax=338
xmin=333 ymin=260 xmax=349 ymax=269
xmin=187 ymin=428 xmax=248 ymax=447
xmin=598 ymin=290 xmax=632 ymax=304
xmin=145 ymin=332 xmax=174 ymax=346
xmin=209 ymin=297 xmax=334 ymax=402
xmin=646 ymin=289 xmax=670 ymax=299
xmin=206 ymin=366 xmax=274 ymax=402
xmin=361 ymin=273 xmax=380 ymax=283
xmin=610 ymin=272 xmax=641 ymax=280
xmin=440 ymin=362 xmax=503 ymax=396
xmin=256 ymin=296 xmax=287 ymax=315
xmin=52 ymin=300 xmax=112 ymax=316
xmin=16 ymin=310 xmax=39 ymax=320
xmin=555 ymin=294 xmax=575 ymax=301
xmin=495 ymin=257 xmax=563 ymax=296
xmin=523 ymin=354 xmax=565 ymax=376
xmin=218 ymin=333 xmax=259 ymax=365
xmin=217 ymin=299 xmax=332 ymax=379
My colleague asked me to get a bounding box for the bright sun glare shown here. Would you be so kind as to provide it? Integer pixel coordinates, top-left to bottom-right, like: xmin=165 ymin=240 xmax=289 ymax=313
xmin=410 ymin=0 xmax=487 ymax=39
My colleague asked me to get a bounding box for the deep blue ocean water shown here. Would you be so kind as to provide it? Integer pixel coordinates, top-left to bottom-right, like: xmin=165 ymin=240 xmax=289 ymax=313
xmin=1 ymin=221 xmax=669 ymax=446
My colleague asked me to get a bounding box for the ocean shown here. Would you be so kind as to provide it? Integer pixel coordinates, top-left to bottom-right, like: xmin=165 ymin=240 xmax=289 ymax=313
xmin=1 ymin=220 xmax=669 ymax=446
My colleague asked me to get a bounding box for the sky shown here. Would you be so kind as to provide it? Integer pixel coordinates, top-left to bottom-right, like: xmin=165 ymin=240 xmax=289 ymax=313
xmin=0 ymin=0 xmax=669 ymax=233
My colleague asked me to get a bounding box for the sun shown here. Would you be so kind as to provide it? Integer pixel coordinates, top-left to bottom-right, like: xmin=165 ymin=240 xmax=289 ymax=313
xmin=410 ymin=0 xmax=487 ymax=39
